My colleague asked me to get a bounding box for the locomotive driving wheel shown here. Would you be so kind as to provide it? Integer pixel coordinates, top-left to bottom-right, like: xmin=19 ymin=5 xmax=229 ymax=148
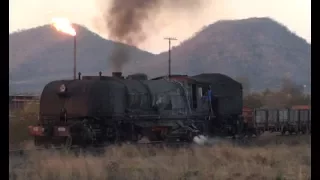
xmin=106 ymin=124 xmax=122 ymax=144
xmin=81 ymin=123 xmax=98 ymax=146
xmin=34 ymin=136 xmax=47 ymax=147
xmin=67 ymin=122 xmax=97 ymax=147
xmin=64 ymin=136 xmax=72 ymax=149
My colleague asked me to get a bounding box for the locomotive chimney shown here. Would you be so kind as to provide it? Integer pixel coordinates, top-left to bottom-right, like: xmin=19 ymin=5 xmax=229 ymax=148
xmin=99 ymin=71 xmax=102 ymax=80
xmin=112 ymin=72 xmax=123 ymax=79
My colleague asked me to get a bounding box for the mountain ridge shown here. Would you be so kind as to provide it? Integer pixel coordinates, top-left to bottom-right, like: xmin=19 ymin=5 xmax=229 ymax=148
xmin=9 ymin=17 xmax=311 ymax=94
xmin=136 ymin=17 xmax=310 ymax=90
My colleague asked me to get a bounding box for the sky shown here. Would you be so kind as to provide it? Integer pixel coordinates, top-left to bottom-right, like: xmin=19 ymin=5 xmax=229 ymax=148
xmin=9 ymin=0 xmax=311 ymax=54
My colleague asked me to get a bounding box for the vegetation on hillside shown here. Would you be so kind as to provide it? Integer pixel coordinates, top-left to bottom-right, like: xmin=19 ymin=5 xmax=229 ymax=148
xmin=242 ymin=78 xmax=310 ymax=109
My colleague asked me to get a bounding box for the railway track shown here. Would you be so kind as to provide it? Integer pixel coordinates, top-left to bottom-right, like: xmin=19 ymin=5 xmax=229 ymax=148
xmin=9 ymin=146 xmax=105 ymax=157
xmin=9 ymin=133 xmax=310 ymax=157
xmin=8 ymin=136 xmax=258 ymax=157
xmin=9 ymin=142 xmax=194 ymax=157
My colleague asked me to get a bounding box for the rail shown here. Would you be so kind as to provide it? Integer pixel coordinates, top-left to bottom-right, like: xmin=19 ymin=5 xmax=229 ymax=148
xmin=9 ymin=135 xmax=261 ymax=157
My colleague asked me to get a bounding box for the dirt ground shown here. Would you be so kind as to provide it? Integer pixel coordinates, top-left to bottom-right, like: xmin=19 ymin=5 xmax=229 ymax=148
xmin=9 ymin=132 xmax=311 ymax=180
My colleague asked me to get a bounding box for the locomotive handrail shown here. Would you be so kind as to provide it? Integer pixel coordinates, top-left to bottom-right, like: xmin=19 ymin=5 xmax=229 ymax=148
xmin=136 ymin=80 xmax=153 ymax=107
xmin=170 ymin=79 xmax=192 ymax=113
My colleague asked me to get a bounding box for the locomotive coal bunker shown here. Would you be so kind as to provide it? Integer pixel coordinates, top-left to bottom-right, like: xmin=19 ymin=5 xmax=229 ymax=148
xmin=29 ymin=72 xmax=245 ymax=147
xmin=192 ymin=73 xmax=242 ymax=116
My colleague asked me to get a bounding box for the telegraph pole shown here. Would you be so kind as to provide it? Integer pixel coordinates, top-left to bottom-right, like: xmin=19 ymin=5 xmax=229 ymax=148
xmin=73 ymin=35 xmax=77 ymax=80
xmin=164 ymin=37 xmax=177 ymax=78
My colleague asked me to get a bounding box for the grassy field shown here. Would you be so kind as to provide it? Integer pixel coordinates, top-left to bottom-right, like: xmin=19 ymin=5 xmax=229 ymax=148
xmin=9 ymin=133 xmax=311 ymax=180
xmin=9 ymin=103 xmax=311 ymax=180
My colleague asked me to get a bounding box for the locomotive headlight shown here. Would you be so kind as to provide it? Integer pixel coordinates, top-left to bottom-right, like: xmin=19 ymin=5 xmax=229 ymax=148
xmin=59 ymin=84 xmax=66 ymax=93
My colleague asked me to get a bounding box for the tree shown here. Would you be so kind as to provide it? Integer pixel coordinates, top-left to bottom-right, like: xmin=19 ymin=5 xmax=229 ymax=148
xmin=243 ymin=93 xmax=263 ymax=108
xmin=263 ymin=91 xmax=289 ymax=108
xmin=243 ymin=84 xmax=311 ymax=109
xmin=280 ymin=78 xmax=303 ymax=97
xmin=262 ymin=88 xmax=271 ymax=97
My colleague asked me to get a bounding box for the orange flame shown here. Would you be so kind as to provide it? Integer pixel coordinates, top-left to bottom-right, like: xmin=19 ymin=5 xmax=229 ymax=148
xmin=51 ymin=17 xmax=76 ymax=36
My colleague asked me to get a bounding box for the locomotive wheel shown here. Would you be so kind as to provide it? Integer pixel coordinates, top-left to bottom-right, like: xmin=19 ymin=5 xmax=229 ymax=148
xmin=257 ymin=129 xmax=263 ymax=136
xmin=105 ymin=125 xmax=122 ymax=144
xmin=34 ymin=136 xmax=45 ymax=147
xmin=65 ymin=136 xmax=72 ymax=149
xmin=34 ymin=136 xmax=52 ymax=148
xmin=80 ymin=127 xmax=95 ymax=146
xmin=281 ymin=127 xmax=286 ymax=135
xmin=68 ymin=123 xmax=96 ymax=147
xmin=257 ymin=129 xmax=263 ymax=137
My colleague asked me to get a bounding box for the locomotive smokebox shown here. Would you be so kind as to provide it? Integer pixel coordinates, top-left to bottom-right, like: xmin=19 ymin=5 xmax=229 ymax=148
xmin=112 ymin=72 xmax=123 ymax=79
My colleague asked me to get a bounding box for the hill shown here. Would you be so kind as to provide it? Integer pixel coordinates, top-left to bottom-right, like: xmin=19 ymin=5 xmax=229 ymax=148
xmin=138 ymin=17 xmax=311 ymax=91
xmin=9 ymin=25 xmax=154 ymax=93
xmin=9 ymin=17 xmax=311 ymax=94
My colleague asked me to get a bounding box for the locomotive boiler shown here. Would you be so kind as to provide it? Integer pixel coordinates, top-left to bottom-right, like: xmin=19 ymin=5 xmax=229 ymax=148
xmin=28 ymin=72 xmax=246 ymax=147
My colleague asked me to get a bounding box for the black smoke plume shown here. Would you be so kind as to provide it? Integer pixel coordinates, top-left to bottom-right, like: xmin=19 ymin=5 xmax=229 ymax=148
xmin=97 ymin=0 xmax=204 ymax=71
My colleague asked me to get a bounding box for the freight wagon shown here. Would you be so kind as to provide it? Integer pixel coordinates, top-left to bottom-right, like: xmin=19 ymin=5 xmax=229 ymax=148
xmin=252 ymin=106 xmax=311 ymax=135
xmin=242 ymin=107 xmax=258 ymax=136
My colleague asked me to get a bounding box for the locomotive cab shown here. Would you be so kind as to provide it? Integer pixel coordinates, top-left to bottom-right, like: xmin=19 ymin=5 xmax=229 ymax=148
xmin=152 ymin=75 xmax=214 ymax=114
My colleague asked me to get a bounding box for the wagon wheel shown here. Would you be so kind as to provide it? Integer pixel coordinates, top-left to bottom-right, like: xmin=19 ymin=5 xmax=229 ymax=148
xmin=281 ymin=127 xmax=286 ymax=136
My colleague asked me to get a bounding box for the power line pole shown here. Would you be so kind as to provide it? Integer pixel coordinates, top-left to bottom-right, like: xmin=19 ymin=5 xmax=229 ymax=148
xmin=73 ymin=35 xmax=77 ymax=80
xmin=164 ymin=37 xmax=177 ymax=78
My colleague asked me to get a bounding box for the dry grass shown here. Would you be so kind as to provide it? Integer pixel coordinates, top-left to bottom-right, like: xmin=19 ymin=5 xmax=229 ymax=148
xmin=9 ymin=118 xmax=37 ymax=148
xmin=9 ymin=134 xmax=311 ymax=180
xmin=9 ymin=102 xmax=39 ymax=149
xmin=9 ymin=103 xmax=311 ymax=180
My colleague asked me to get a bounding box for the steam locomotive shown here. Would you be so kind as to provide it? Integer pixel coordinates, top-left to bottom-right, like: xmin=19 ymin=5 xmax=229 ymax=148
xmin=28 ymin=72 xmax=248 ymax=147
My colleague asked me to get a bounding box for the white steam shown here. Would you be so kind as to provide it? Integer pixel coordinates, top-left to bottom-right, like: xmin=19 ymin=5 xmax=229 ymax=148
xmin=193 ymin=135 xmax=226 ymax=146
xmin=193 ymin=135 xmax=208 ymax=145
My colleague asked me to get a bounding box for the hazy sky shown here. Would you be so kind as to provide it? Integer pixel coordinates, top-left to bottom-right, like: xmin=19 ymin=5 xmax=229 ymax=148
xmin=9 ymin=0 xmax=310 ymax=54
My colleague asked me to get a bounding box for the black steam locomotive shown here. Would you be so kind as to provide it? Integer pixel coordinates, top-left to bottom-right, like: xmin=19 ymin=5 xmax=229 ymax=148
xmin=28 ymin=72 xmax=246 ymax=147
